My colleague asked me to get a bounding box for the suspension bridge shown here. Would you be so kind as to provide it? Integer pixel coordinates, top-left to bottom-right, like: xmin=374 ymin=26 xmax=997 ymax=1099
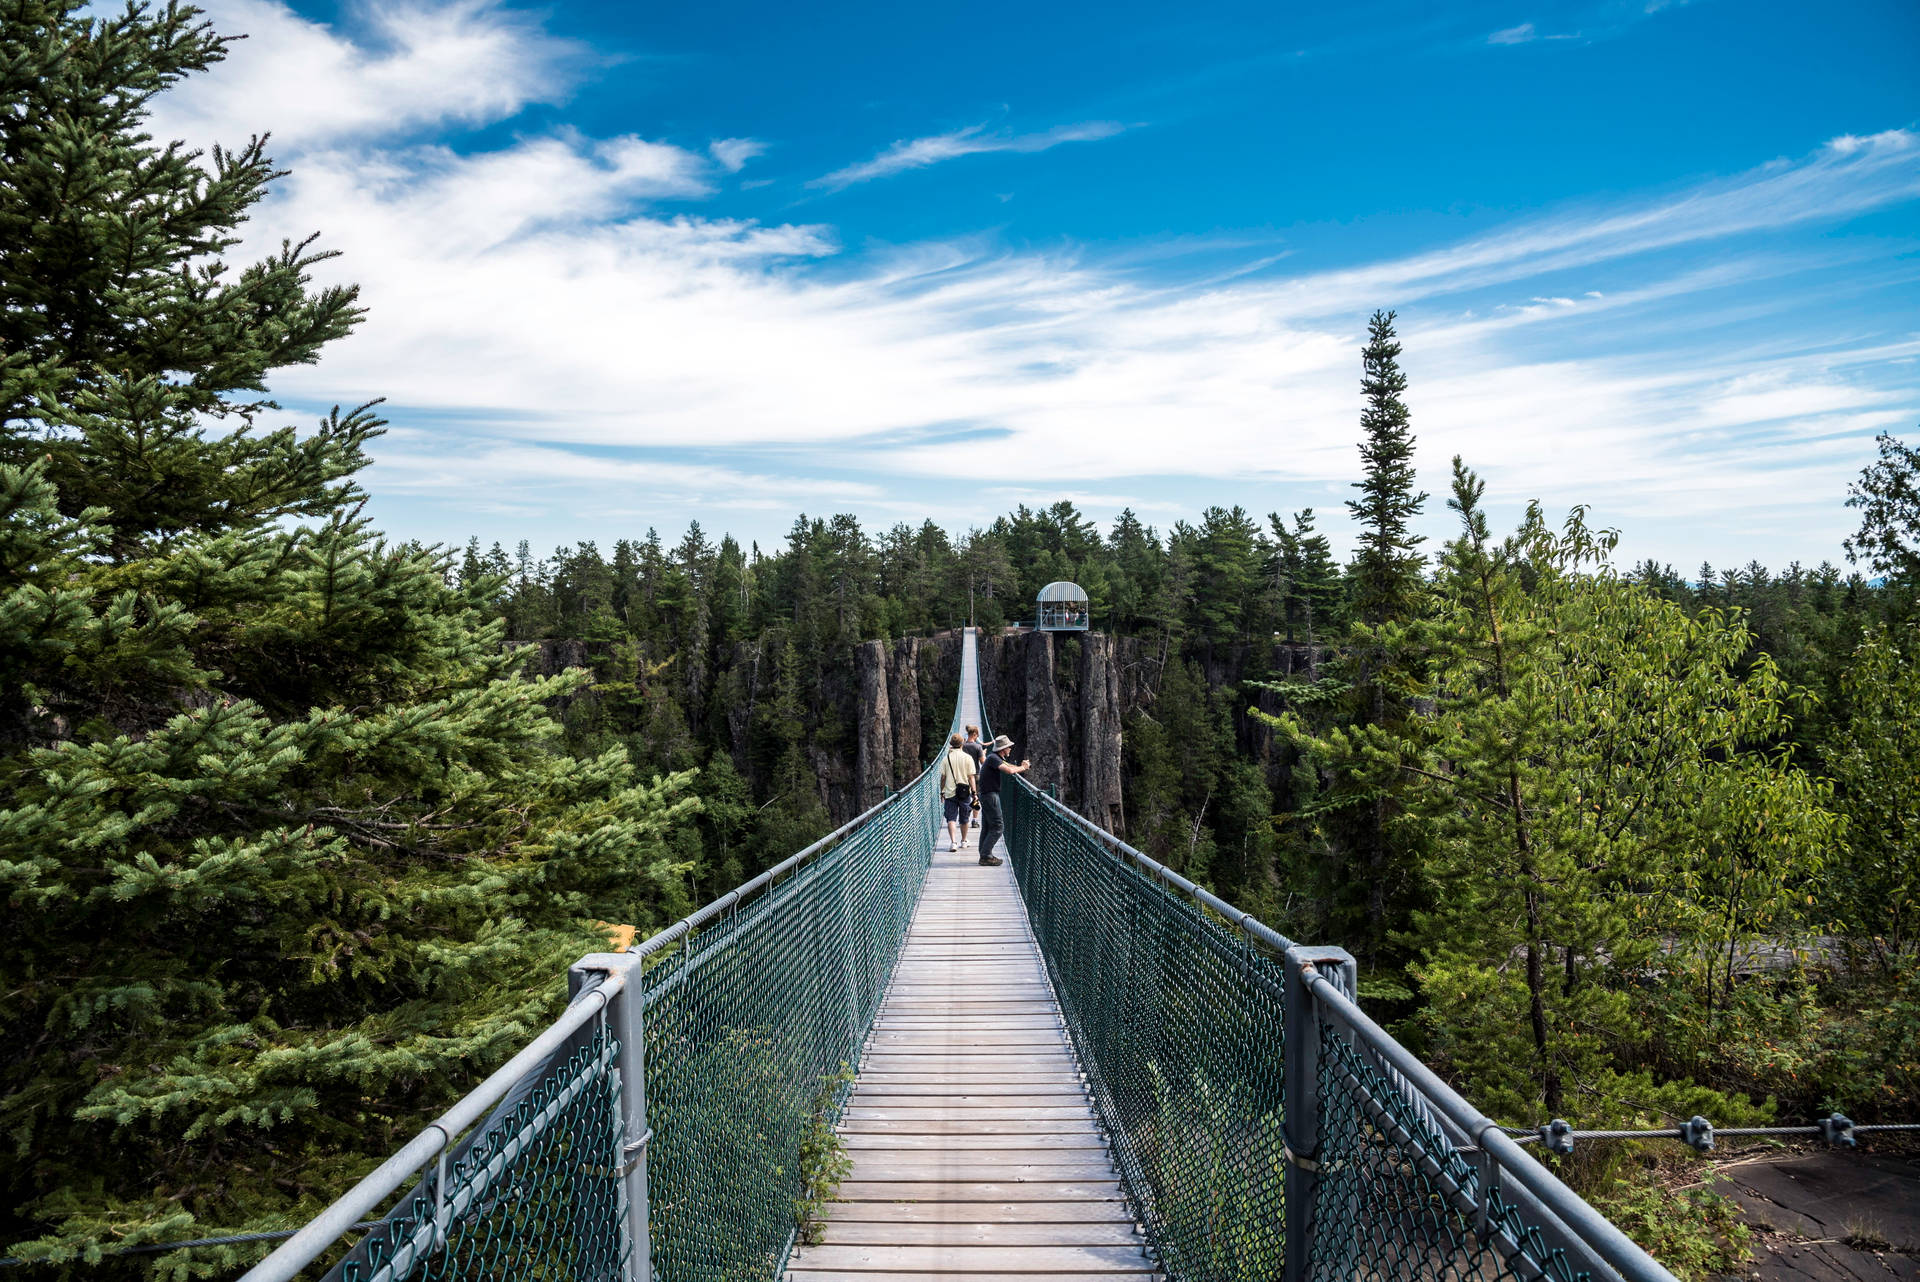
xmin=244 ymin=629 xmax=1676 ymax=1282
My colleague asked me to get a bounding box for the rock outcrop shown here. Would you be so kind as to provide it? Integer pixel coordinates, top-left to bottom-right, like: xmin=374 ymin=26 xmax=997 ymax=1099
xmin=851 ymin=628 xmax=1128 ymax=830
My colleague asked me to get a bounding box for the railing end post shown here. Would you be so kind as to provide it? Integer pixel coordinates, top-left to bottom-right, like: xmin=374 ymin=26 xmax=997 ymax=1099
xmin=1283 ymin=944 xmax=1355 ymax=1282
xmin=571 ymin=952 xmax=652 ymax=1282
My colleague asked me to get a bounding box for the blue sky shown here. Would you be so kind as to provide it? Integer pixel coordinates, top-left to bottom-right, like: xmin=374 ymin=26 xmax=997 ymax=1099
xmin=154 ymin=0 xmax=1919 ymax=569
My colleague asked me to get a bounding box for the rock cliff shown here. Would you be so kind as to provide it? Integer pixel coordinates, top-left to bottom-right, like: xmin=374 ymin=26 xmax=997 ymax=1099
xmin=847 ymin=629 xmax=1128 ymax=832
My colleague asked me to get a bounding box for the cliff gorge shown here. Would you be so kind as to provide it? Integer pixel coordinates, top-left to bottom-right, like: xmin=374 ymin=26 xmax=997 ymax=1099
xmin=852 ymin=629 xmax=1127 ymax=832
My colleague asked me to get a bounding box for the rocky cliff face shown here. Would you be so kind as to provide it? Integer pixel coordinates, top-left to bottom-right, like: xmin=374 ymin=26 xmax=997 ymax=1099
xmin=539 ymin=626 xmax=1311 ymax=834
xmin=842 ymin=630 xmax=1128 ymax=832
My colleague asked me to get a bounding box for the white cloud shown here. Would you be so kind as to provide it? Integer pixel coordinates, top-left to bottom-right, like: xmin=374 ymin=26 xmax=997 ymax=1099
xmin=812 ymin=121 xmax=1127 ymax=189
xmin=160 ymin=0 xmax=1920 ymax=566
xmin=1489 ymin=22 xmax=1537 ymax=44
xmin=149 ymin=0 xmax=585 ymax=148
xmin=709 ymin=138 xmax=768 ymax=172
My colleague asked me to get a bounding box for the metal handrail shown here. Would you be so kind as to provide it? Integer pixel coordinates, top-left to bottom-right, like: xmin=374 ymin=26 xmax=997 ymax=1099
xmin=1008 ymin=778 xmax=1678 ymax=1282
xmin=1304 ymin=968 xmax=1674 ymax=1282
xmin=244 ymin=743 xmax=948 ymax=1282
xmin=242 ymin=974 xmax=626 ymax=1282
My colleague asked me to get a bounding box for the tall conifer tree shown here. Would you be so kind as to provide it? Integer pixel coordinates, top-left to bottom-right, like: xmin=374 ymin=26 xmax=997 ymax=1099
xmin=1334 ymin=309 xmax=1428 ymax=962
xmin=0 ymin=5 xmax=696 ymax=1269
xmin=1347 ymin=310 xmax=1427 ymax=625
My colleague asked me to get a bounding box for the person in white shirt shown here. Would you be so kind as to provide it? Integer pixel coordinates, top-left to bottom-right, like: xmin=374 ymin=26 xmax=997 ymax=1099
xmin=938 ymin=733 xmax=978 ymax=850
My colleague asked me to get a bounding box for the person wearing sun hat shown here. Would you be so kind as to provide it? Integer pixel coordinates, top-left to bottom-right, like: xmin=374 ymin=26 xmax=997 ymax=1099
xmin=974 ymin=733 xmax=1030 ymax=867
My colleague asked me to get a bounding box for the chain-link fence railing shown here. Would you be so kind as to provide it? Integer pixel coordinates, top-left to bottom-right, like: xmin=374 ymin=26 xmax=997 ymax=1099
xmin=245 ymin=654 xmax=961 ymax=1282
xmin=1005 ymin=777 xmax=1290 ymax=1281
xmin=637 ymin=766 xmax=937 ymax=1282
xmin=1004 ymin=779 xmax=1677 ymax=1282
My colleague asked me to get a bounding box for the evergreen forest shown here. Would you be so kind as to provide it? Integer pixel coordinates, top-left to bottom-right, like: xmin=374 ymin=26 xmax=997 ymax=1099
xmin=1 ymin=4 xmax=1915 ymax=1278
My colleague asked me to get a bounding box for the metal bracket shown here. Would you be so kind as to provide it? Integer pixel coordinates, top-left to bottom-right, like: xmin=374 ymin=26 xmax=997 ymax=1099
xmin=1283 ymin=1143 xmax=1321 ymax=1173
xmin=1539 ymin=1119 xmax=1574 ymax=1156
xmin=1819 ymin=1113 xmax=1855 ymax=1148
xmin=1678 ymin=1116 xmax=1714 ymax=1153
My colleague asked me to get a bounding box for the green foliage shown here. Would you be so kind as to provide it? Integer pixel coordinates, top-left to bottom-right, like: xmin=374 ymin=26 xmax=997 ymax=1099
xmin=794 ymin=1065 xmax=856 ymax=1246
xmin=0 ymin=4 xmax=700 ymax=1269
xmin=1585 ymin=1168 xmax=1752 ymax=1282
xmin=1823 ymin=623 xmax=1920 ymax=967
xmin=1844 ymin=429 xmax=1920 ymax=591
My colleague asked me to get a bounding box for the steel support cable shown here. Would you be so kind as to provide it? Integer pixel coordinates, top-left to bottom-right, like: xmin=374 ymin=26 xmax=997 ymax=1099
xmin=1514 ymin=1118 xmax=1918 ymax=1155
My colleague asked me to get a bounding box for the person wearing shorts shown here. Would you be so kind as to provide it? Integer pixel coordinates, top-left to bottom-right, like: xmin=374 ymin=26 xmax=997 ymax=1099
xmin=939 ymin=733 xmax=977 ymax=850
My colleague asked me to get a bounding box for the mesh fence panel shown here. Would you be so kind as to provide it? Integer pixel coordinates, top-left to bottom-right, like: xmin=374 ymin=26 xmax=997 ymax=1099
xmin=639 ymin=765 xmax=938 ymax=1282
xmin=1006 ymin=782 xmax=1641 ymax=1282
xmin=1005 ymin=782 xmax=1289 ymax=1282
xmin=339 ymin=1026 xmax=629 ymax=1282
xmin=1311 ymin=1021 xmax=1589 ymax=1282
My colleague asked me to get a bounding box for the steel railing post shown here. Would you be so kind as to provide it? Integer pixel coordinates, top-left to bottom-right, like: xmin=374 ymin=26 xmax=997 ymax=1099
xmin=1283 ymin=945 xmax=1355 ymax=1282
xmin=572 ymin=953 xmax=651 ymax=1282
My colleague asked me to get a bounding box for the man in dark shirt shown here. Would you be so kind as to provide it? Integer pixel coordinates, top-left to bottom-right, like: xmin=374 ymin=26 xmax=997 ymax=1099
xmin=959 ymin=726 xmax=985 ymax=847
xmin=975 ymin=733 xmax=1031 ymax=867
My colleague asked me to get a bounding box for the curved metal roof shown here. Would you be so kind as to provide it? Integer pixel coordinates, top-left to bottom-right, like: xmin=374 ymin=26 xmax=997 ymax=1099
xmin=1036 ymin=580 xmax=1089 ymax=603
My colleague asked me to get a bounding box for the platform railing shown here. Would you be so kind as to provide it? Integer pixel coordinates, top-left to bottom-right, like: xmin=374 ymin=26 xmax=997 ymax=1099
xmin=1004 ymin=780 xmax=1679 ymax=1282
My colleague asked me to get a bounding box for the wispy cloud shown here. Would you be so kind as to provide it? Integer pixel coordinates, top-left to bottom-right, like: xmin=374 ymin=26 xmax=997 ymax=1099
xmin=812 ymin=120 xmax=1126 ymax=189
xmin=709 ymin=138 xmax=767 ymax=172
xmin=157 ymin=0 xmax=1920 ymax=566
xmin=1489 ymin=22 xmax=1536 ymax=43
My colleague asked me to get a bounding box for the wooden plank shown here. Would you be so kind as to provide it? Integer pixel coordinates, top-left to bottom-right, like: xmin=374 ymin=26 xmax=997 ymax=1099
xmin=792 ymin=1273 xmax=1159 ymax=1282
xmin=820 ymin=1200 xmax=1132 ymax=1224
xmin=850 ymin=1098 xmax=1092 ymax=1113
xmin=843 ymin=1131 xmax=1104 ymax=1146
xmin=814 ymin=1221 xmax=1140 ymax=1247
xmin=846 ymin=1162 xmax=1120 ymax=1182
xmin=841 ymin=1119 xmax=1100 ymax=1136
xmin=843 ymin=1108 xmax=1098 ymax=1121
xmin=789 ymin=1245 xmax=1155 ymax=1273
xmin=852 ymin=1078 xmax=1084 ymax=1091
xmin=846 ymin=1148 xmax=1112 ymax=1165
xmin=867 ymin=1028 xmax=1067 ymax=1039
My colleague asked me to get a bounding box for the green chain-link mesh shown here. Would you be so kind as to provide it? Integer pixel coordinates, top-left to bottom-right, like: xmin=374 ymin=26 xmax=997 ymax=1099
xmin=1311 ymin=1023 xmax=1587 ymax=1282
xmin=1007 ymin=782 xmax=1612 ymax=1282
xmin=1005 ymin=781 xmax=1289 ymax=1282
xmin=321 ymin=763 xmax=939 ymax=1282
xmin=639 ymin=765 xmax=938 ymax=1282
xmin=340 ymin=1026 xmax=629 ymax=1282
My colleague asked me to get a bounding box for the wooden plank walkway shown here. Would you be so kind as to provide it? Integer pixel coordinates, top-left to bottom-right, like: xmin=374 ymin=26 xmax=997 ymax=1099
xmin=787 ymin=819 xmax=1153 ymax=1279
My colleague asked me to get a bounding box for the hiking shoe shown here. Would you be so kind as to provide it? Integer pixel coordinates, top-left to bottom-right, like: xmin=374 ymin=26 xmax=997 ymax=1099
xmin=978 ymin=854 xmax=1003 ymax=866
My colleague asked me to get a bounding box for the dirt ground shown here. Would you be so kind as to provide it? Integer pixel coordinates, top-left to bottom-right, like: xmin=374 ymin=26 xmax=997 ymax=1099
xmin=1713 ymin=1145 xmax=1920 ymax=1282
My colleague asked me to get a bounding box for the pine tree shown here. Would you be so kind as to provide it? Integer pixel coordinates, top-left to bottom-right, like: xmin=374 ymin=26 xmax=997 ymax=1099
xmin=1346 ymin=310 xmax=1427 ymax=626
xmin=0 ymin=5 xmax=697 ymax=1269
xmin=1269 ymin=509 xmax=1340 ymax=659
xmin=1325 ymin=309 xmax=1429 ymax=964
